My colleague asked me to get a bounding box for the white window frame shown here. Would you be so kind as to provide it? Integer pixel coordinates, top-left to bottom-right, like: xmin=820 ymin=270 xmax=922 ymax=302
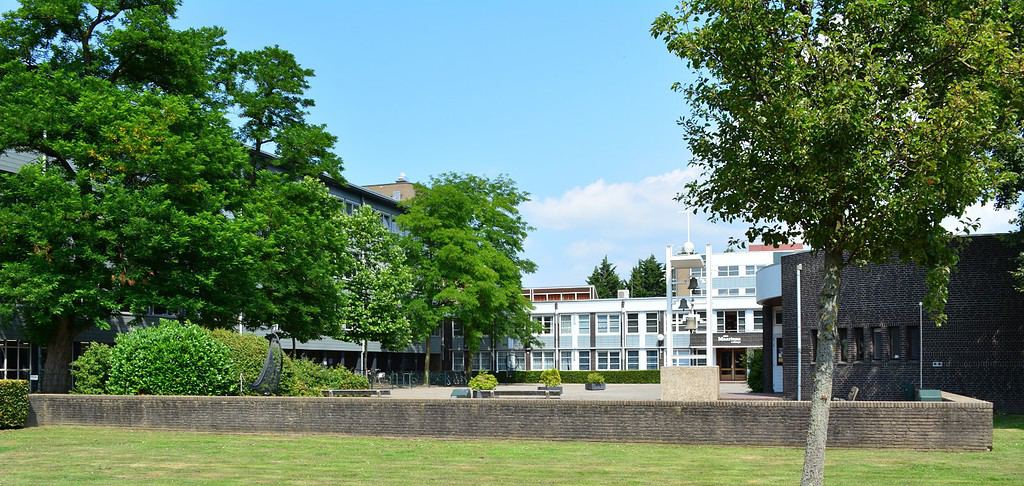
xmin=531 ymin=350 xmax=555 ymax=370
xmin=560 ymin=351 xmax=572 ymax=371
xmin=534 ymin=315 xmax=553 ymax=335
xmin=578 ymin=350 xmax=591 ymax=371
xmin=596 ymin=350 xmax=621 ymax=370
xmin=646 ymin=350 xmax=659 ymax=370
xmin=718 ymin=265 xmax=739 ymax=277
xmin=596 ymin=313 xmax=620 ymax=334
xmin=577 ymin=314 xmax=591 ymax=335
xmin=645 ymin=313 xmax=659 ymax=333
xmin=559 ymin=314 xmax=572 ymax=335
xmin=753 ymin=310 xmax=764 ymax=331
xmin=626 ymin=350 xmax=640 ymax=370
xmin=626 ymin=313 xmax=639 ymax=334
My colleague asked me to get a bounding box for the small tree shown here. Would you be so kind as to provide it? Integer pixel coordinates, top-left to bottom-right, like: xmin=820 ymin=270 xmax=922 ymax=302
xmin=627 ymin=255 xmax=666 ymax=298
xmin=587 ymin=256 xmax=624 ymax=298
xmin=653 ymin=2 xmax=1022 ymax=484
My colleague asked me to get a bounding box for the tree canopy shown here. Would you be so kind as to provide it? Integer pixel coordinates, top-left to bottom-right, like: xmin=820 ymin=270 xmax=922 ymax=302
xmin=627 ymin=255 xmax=665 ymax=298
xmin=0 ymin=0 xmax=351 ymax=392
xmin=653 ymin=1 xmax=1023 ymax=484
xmin=587 ymin=256 xmax=624 ymax=299
xmin=398 ymin=173 xmax=537 ymax=372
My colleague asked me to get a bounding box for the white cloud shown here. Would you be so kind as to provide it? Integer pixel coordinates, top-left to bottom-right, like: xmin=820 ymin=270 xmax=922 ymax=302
xmin=942 ymin=201 xmax=1017 ymax=235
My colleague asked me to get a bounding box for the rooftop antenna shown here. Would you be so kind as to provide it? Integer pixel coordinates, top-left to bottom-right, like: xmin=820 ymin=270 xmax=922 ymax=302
xmin=683 ymin=210 xmax=695 ymax=254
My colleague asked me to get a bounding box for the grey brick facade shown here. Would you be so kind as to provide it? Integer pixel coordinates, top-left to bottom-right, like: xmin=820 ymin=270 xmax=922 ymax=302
xmin=778 ymin=235 xmax=1024 ymax=413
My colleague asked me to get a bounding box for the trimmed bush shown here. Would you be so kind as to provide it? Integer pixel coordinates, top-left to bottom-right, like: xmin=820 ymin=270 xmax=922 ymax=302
xmin=209 ymin=330 xmax=271 ymax=396
xmin=0 ymin=380 xmax=29 ymax=429
xmin=284 ymin=359 xmax=369 ymax=396
xmin=586 ymin=372 xmax=606 ymax=385
xmin=498 ymin=370 xmax=661 ymax=384
xmin=70 ymin=343 xmax=113 ymax=395
xmin=107 ymin=320 xmax=234 ymax=396
xmin=468 ymin=372 xmax=498 ymax=391
xmin=746 ymin=348 xmax=764 ymax=393
xmin=539 ymin=368 xmax=561 ymax=387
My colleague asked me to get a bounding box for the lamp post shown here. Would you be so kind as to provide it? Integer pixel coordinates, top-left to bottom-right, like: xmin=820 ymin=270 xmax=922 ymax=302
xmin=657 ymin=333 xmax=666 ymax=367
xmin=796 ymin=263 xmax=802 ymax=401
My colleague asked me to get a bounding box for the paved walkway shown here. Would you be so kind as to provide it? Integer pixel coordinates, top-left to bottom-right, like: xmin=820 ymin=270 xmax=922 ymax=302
xmin=383 ymin=382 xmax=783 ymax=401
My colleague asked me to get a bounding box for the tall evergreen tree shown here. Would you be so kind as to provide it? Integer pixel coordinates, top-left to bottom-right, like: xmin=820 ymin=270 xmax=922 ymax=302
xmin=628 ymin=255 xmax=665 ymax=298
xmin=587 ymin=256 xmax=624 ymax=298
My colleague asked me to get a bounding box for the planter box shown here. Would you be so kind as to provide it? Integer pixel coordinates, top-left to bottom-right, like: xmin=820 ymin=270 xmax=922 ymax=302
xmin=472 ymin=389 xmax=495 ymax=398
xmin=585 ymin=383 xmax=606 ymax=391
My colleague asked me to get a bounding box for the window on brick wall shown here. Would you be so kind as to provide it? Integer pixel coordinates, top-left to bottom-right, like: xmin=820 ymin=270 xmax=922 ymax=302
xmin=853 ymin=327 xmax=865 ymax=361
xmin=872 ymin=328 xmax=884 ymax=360
xmin=889 ymin=327 xmax=902 ymax=359
xmin=838 ymin=328 xmax=849 ymax=363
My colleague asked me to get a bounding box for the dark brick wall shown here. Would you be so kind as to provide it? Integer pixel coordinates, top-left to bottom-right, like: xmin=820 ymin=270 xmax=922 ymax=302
xmin=28 ymin=394 xmax=992 ymax=450
xmin=780 ymin=235 xmax=1024 ymax=412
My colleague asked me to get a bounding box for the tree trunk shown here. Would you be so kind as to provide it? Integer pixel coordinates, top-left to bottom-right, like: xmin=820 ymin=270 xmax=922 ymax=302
xmin=801 ymin=249 xmax=843 ymax=486
xmin=423 ymin=336 xmax=431 ymax=386
xmin=40 ymin=314 xmax=76 ymax=393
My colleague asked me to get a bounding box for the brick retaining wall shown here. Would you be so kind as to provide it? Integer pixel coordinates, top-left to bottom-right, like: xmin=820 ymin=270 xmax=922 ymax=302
xmin=28 ymin=393 xmax=992 ymax=450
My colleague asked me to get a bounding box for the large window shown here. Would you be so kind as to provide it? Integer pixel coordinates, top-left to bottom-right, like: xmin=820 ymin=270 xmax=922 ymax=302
xmin=718 ymin=265 xmax=739 ymax=277
xmin=717 ymin=288 xmax=740 ymax=296
xmin=717 ymin=311 xmax=741 ymax=332
xmin=647 ymin=350 xmax=659 ymax=369
xmin=691 ymin=267 xmax=704 ymax=279
xmin=672 ymin=348 xmax=706 ymax=366
xmin=626 ymin=350 xmax=640 ymax=370
xmin=745 ymin=265 xmax=758 ymax=276
xmin=646 ymin=313 xmax=659 ymax=333
xmin=626 ymin=313 xmax=639 ymax=334
xmin=578 ymin=351 xmax=591 ymax=371
xmin=496 ymin=351 xmax=525 ymax=372
xmin=534 ymin=316 xmax=553 ymax=335
xmin=1 ymin=340 xmax=30 ymax=380
xmin=596 ymin=351 xmax=621 ymax=370
xmin=559 ymin=315 xmax=572 ymax=335
xmin=560 ymin=351 xmax=572 ymax=371
xmin=453 ymin=350 xmax=465 ymax=371
xmin=907 ymin=326 xmax=920 ymax=360
xmin=596 ymin=314 xmax=621 ymax=334
xmin=474 ymin=352 xmax=492 ymax=371
xmin=753 ymin=311 xmax=763 ymax=331
xmin=532 ymin=350 xmax=555 ymax=370
xmin=578 ymin=314 xmax=591 ymax=335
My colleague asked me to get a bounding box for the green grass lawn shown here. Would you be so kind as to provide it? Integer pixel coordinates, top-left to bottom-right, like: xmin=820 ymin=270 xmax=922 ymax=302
xmin=0 ymin=415 xmax=1021 ymax=485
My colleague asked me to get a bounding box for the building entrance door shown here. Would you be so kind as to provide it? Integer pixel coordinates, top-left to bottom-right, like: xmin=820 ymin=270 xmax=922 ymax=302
xmin=716 ymin=348 xmax=746 ymax=381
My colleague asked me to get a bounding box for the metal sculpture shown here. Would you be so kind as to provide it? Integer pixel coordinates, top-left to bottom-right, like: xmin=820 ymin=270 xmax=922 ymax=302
xmin=249 ymin=332 xmax=284 ymax=395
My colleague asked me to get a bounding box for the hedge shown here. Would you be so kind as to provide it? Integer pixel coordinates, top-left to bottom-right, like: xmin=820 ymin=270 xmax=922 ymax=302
xmin=209 ymin=330 xmax=272 ymax=396
xmin=496 ymin=370 xmax=660 ymax=384
xmin=70 ymin=343 xmax=113 ymax=395
xmin=0 ymin=379 xmax=29 ymax=429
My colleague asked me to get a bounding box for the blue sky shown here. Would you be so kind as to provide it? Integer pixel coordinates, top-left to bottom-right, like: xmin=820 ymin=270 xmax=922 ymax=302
xmin=2 ymin=1 xmax=1016 ymax=286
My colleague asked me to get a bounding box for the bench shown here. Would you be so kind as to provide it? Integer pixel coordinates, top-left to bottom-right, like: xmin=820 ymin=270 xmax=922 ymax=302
xmin=322 ymin=389 xmax=391 ymax=398
xmin=493 ymin=389 xmax=561 ymax=399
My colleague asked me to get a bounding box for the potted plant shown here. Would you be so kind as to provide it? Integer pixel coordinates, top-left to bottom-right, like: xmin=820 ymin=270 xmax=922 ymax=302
xmin=538 ymin=368 xmax=562 ymax=392
xmin=468 ymin=372 xmax=498 ymax=398
xmin=585 ymin=372 xmax=606 ymax=391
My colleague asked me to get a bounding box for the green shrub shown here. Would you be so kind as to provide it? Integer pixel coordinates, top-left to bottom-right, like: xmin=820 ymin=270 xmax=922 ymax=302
xmin=70 ymin=343 xmax=113 ymax=395
xmin=209 ymin=330 xmax=271 ymax=395
xmin=745 ymin=348 xmax=764 ymax=393
xmin=586 ymin=372 xmax=606 ymax=385
xmin=107 ymin=320 xmax=234 ymax=396
xmin=284 ymin=359 xmax=369 ymax=396
xmin=0 ymin=380 xmax=29 ymax=429
xmin=468 ymin=372 xmax=498 ymax=391
xmin=498 ymin=370 xmax=660 ymax=384
xmin=539 ymin=368 xmax=562 ymax=387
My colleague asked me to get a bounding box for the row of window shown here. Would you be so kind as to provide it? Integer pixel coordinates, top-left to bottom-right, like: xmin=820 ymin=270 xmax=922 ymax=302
xmin=534 ymin=310 xmax=764 ymax=335
xmin=458 ymin=350 xmax=671 ymax=371
xmin=690 ymin=264 xmax=764 ymax=279
xmin=811 ymin=326 xmax=921 ymax=362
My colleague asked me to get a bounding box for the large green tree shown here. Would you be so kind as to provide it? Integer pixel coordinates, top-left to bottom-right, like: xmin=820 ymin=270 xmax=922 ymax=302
xmin=627 ymin=255 xmax=665 ymax=298
xmin=587 ymin=256 xmax=624 ymax=299
xmin=653 ymin=2 xmax=1022 ymax=484
xmin=398 ymin=173 xmax=538 ymax=377
xmin=0 ymin=0 xmax=352 ymax=392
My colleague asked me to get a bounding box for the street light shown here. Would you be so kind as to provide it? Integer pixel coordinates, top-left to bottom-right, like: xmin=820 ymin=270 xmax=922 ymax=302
xmin=657 ymin=333 xmax=666 ymax=367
